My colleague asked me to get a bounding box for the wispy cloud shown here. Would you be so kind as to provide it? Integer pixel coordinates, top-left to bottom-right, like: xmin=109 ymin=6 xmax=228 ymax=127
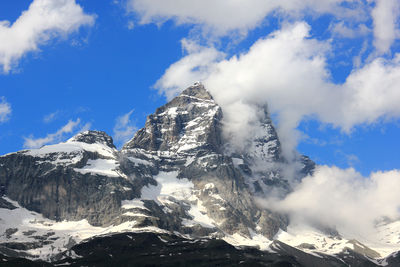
xmin=330 ymin=21 xmax=370 ymax=39
xmin=0 ymin=0 xmax=96 ymax=73
xmin=43 ymin=111 xmax=60 ymax=123
xmin=113 ymin=110 xmax=137 ymax=146
xmin=0 ymin=97 xmax=11 ymax=123
xmin=127 ymin=21 xmax=135 ymax=30
xmin=261 ymin=166 xmax=400 ymax=237
xmin=23 ymin=118 xmax=82 ymax=148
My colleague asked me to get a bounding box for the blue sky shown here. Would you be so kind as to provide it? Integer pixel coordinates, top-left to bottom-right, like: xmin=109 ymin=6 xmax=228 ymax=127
xmin=0 ymin=0 xmax=399 ymax=176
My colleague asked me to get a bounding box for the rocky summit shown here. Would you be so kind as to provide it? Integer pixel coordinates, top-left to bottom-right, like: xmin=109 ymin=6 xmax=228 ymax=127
xmin=0 ymin=83 xmax=399 ymax=266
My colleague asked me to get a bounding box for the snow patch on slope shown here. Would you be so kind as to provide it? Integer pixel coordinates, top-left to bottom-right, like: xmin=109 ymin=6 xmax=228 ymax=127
xmin=127 ymin=157 xmax=153 ymax=166
xmin=25 ymin=141 xmax=116 ymax=159
xmin=121 ymin=199 xmax=148 ymax=211
xmin=183 ymin=198 xmax=216 ymax=228
xmin=136 ymin=172 xmax=217 ymax=229
xmin=74 ymin=159 xmax=124 ymax=177
xmin=223 ymin=229 xmax=272 ymax=251
xmin=141 ymin=171 xmax=193 ymax=201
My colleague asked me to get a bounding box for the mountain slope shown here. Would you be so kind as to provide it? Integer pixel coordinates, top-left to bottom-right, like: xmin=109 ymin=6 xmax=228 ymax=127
xmin=0 ymin=83 xmax=399 ymax=266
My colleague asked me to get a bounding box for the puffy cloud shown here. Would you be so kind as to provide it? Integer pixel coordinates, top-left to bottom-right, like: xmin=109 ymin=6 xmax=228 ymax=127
xmin=156 ymin=22 xmax=400 ymax=159
xmin=127 ymin=0 xmax=365 ymax=37
xmin=113 ymin=110 xmax=137 ymax=145
xmin=156 ymin=22 xmax=332 ymax=157
xmin=371 ymin=0 xmax=400 ymax=54
xmin=262 ymin=165 xmax=400 ymax=237
xmin=340 ymin=54 xmax=400 ymax=127
xmin=0 ymin=97 xmax=12 ymax=123
xmin=23 ymin=118 xmax=83 ymax=148
xmin=0 ymin=0 xmax=95 ymax=73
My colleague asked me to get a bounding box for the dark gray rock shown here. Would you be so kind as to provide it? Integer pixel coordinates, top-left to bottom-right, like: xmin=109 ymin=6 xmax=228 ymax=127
xmin=297 ymin=243 xmax=316 ymax=250
xmin=0 ymin=197 xmax=16 ymax=210
xmin=0 ymin=131 xmax=139 ymax=227
xmin=4 ymin=229 xmax=18 ymax=239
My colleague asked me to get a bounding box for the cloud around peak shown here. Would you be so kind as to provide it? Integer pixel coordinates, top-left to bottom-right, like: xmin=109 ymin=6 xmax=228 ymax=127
xmin=156 ymin=22 xmax=400 ymax=158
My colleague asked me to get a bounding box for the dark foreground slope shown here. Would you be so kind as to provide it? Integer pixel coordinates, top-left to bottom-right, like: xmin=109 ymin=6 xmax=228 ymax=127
xmin=2 ymin=231 xmax=397 ymax=267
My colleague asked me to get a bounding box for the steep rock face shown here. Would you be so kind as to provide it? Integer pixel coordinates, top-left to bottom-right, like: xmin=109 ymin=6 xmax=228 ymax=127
xmin=124 ymin=83 xmax=222 ymax=154
xmin=121 ymin=83 xmax=290 ymax=238
xmin=0 ymin=131 xmax=138 ymax=226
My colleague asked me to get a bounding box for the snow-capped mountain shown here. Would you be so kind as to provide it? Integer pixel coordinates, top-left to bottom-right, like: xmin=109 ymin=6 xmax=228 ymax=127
xmin=1 ymin=83 xmax=399 ymax=266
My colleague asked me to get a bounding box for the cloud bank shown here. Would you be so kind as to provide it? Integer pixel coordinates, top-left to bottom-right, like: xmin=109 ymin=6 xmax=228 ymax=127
xmin=261 ymin=165 xmax=400 ymax=238
xmin=0 ymin=0 xmax=95 ymax=73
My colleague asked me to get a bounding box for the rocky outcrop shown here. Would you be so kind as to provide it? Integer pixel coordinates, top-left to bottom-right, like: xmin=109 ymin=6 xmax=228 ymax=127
xmin=0 ymin=132 xmax=137 ymax=226
xmin=123 ymin=83 xmax=223 ymax=154
xmin=69 ymin=130 xmax=116 ymax=149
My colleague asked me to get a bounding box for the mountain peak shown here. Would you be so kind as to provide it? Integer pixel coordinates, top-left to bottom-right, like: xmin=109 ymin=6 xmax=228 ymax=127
xmin=123 ymin=83 xmax=221 ymax=153
xmin=68 ymin=130 xmax=116 ymax=149
xmin=178 ymin=82 xmax=213 ymax=101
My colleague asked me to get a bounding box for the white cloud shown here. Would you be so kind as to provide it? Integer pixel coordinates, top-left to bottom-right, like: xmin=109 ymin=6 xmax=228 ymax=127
xmin=0 ymin=97 xmax=11 ymax=123
xmin=262 ymin=165 xmax=400 ymax=237
xmin=0 ymin=0 xmax=95 ymax=73
xmin=23 ymin=118 xmax=81 ymax=148
xmin=127 ymin=0 xmax=365 ymax=37
xmin=156 ymin=22 xmax=400 ymax=160
xmin=340 ymin=54 xmax=400 ymax=127
xmin=371 ymin=0 xmax=400 ymax=54
xmin=113 ymin=110 xmax=137 ymax=145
